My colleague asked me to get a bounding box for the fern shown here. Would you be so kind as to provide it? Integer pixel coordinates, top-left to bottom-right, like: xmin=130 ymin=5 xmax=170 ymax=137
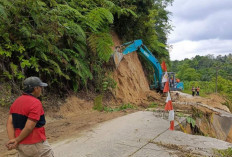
xmin=98 ymin=0 xmax=115 ymax=9
xmin=58 ymin=4 xmax=84 ymax=22
xmin=48 ymin=0 xmax=58 ymax=7
xmin=73 ymin=43 xmax=86 ymax=58
xmin=0 ymin=4 xmax=7 ymax=19
xmin=85 ymin=8 xmax=113 ymax=32
xmin=120 ymin=8 xmax=137 ymax=17
xmin=47 ymin=58 xmax=70 ymax=80
xmin=70 ymin=57 xmax=92 ymax=80
xmin=64 ymin=21 xmax=86 ymax=46
xmin=88 ymin=32 xmax=113 ymax=62
xmin=52 ymin=46 xmax=70 ymax=63
xmin=40 ymin=52 xmax=48 ymax=61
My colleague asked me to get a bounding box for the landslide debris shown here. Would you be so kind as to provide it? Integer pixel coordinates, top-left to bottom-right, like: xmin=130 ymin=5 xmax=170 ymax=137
xmin=111 ymin=32 xmax=161 ymax=106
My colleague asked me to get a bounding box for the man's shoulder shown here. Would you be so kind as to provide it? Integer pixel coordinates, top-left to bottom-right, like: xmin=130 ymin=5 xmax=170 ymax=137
xmin=16 ymin=95 xmax=42 ymax=105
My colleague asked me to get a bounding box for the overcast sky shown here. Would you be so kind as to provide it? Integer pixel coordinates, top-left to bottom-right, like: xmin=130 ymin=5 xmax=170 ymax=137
xmin=167 ymin=0 xmax=232 ymax=61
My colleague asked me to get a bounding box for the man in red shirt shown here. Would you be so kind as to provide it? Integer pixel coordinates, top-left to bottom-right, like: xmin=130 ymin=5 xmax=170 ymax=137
xmin=6 ymin=76 xmax=54 ymax=157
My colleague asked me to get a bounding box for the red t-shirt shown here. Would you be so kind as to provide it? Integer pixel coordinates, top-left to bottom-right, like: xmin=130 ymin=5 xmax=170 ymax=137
xmin=10 ymin=94 xmax=46 ymax=144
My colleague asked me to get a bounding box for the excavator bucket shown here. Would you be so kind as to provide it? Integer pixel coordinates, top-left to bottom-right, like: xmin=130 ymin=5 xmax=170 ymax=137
xmin=113 ymin=47 xmax=124 ymax=68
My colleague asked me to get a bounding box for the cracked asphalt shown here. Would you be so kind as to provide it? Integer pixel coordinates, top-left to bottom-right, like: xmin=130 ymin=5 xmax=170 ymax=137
xmin=53 ymin=111 xmax=232 ymax=157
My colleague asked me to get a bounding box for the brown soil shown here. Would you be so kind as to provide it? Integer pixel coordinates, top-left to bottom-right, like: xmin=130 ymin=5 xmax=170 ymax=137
xmin=111 ymin=31 xmax=162 ymax=107
xmin=176 ymin=93 xmax=230 ymax=112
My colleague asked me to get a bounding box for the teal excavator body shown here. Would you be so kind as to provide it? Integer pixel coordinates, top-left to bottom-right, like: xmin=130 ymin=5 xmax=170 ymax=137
xmin=113 ymin=39 xmax=184 ymax=91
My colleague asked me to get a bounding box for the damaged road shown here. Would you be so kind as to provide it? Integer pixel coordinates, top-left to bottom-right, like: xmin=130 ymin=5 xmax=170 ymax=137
xmin=53 ymin=111 xmax=232 ymax=157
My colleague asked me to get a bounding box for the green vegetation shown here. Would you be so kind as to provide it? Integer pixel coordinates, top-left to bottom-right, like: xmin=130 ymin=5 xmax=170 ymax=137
xmin=103 ymin=103 xmax=135 ymax=112
xmin=0 ymin=83 xmax=12 ymax=106
xmin=93 ymin=94 xmax=104 ymax=111
xmin=214 ymin=147 xmax=232 ymax=157
xmin=186 ymin=117 xmax=196 ymax=127
xmin=148 ymin=102 xmax=158 ymax=108
xmin=93 ymin=93 xmax=135 ymax=112
xmin=192 ymin=107 xmax=204 ymax=119
xmin=171 ymin=54 xmax=232 ymax=110
xmin=175 ymin=112 xmax=187 ymax=118
xmin=0 ymin=0 xmax=173 ymax=100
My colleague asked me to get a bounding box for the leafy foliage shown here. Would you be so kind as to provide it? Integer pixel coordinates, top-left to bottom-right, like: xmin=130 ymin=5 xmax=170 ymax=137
xmin=111 ymin=0 xmax=173 ymax=84
xmin=0 ymin=0 xmax=116 ymax=91
xmin=87 ymin=32 xmax=114 ymax=62
xmin=172 ymin=54 xmax=232 ymax=107
xmin=103 ymin=103 xmax=135 ymax=112
xmin=0 ymin=0 xmax=173 ymax=94
xmin=214 ymin=147 xmax=232 ymax=157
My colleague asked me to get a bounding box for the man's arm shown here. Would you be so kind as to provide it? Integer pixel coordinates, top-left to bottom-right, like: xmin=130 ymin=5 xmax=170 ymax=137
xmin=15 ymin=118 xmax=37 ymax=143
xmin=6 ymin=114 xmax=15 ymax=140
xmin=6 ymin=118 xmax=37 ymax=150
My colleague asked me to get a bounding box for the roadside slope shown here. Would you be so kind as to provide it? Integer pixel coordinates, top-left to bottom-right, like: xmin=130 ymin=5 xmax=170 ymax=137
xmin=111 ymin=32 xmax=161 ymax=106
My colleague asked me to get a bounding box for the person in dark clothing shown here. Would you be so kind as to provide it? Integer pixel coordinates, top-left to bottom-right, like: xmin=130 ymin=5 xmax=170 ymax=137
xmin=192 ymin=86 xmax=195 ymax=96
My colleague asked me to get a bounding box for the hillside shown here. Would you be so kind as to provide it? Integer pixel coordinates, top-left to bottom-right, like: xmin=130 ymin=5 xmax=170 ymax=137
xmin=111 ymin=32 xmax=161 ymax=106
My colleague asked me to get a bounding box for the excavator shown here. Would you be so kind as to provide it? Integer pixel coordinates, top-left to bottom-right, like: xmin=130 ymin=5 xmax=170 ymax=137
xmin=113 ymin=39 xmax=184 ymax=91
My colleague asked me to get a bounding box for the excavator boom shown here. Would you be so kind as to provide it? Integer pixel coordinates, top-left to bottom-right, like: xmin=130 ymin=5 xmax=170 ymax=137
xmin=113 ymin=39 xmax=184 ymax=91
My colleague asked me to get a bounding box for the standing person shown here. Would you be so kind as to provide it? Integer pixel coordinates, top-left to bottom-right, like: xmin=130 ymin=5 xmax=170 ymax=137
xmin=6 ymin=76 xmax=54 ymax=157
xmin=192 ymin=86 xmax=195 ymax=96
xmin=170 ymin=77 xmax=174 ymax=87
xmin=196 ymin=86 xmax=200 ymax=96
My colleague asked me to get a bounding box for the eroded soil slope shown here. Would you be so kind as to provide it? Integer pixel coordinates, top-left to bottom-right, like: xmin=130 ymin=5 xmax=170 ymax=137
xmin=111 ymin=32 xmax=161 ymax=106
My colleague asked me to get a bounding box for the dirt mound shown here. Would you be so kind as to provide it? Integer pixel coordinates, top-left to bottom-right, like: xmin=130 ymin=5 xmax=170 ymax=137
xmin=177 ymin=92 xmax=230 ymax=112
xmin=111 ymin=32 xmax=161 ymax=106
xmin=58 ymin=96 xmax=93 ymax=116
xmin=43 ymin=96 xmax=94 ymax=122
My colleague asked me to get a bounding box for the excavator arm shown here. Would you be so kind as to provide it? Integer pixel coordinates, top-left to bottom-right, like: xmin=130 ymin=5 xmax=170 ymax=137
xmin=113 ymin=39 xmax=163 ymax=90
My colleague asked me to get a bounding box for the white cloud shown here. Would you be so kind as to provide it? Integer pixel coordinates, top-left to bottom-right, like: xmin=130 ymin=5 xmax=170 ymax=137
xmin=169 ymin=9 xmax=232 ymax=42
xmin=169 ymin=39 xmax=232 ymax=60
xmin=167 ymin=0 xmax=232 ymax=60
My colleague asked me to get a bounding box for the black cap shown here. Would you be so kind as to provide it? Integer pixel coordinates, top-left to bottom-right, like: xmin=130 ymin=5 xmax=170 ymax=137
xmin=23 ymin=77 xmax=48 ymax=92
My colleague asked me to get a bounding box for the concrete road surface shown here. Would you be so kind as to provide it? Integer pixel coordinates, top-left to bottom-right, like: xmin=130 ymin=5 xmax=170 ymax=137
xmin=53 ymin=111 xmax=232 ymax=157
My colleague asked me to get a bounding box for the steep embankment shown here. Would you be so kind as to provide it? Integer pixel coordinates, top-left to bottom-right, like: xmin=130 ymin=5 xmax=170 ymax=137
xmin=111 ymin=32 xmax=161 ymax=106
xmin=173 ymin=92 xmax=232 ymax=143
